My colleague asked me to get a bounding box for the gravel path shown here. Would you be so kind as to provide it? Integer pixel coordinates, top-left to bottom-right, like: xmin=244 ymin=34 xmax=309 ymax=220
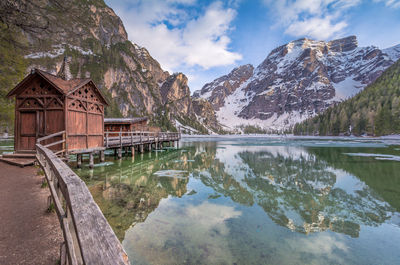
xmin=0 ymin=162 xmax=62 ymax=265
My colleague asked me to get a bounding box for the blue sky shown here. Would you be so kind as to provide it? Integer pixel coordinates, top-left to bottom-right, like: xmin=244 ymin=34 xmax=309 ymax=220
xmin=105 ymin=0 xmax=400 ymax=93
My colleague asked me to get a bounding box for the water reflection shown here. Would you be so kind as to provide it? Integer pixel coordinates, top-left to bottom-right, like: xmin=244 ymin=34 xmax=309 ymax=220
xmin=82 ymin=149 xmax=189 ymax=239
xmin=0 ymin=139 xmax=14 ymax=155
xmin=191 ymin=144 xmax=395 ymax=238
xmin=73 ymin=139 xmax=400 ymax=264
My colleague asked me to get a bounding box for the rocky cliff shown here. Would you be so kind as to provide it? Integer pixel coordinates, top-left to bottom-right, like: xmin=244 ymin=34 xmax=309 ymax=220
xmin=0 ymin=0 xmax=207 ymax=132
xmin=192 ymin=98 xmax=224 ymax=134
xmin=193 ymin=64 xmax=254 ymax=111
xmin=195 ymin=36 xmax=400 ymax=131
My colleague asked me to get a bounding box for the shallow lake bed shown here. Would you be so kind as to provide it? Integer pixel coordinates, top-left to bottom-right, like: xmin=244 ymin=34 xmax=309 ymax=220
xmin=72 ymin=137 xmax=400 ymax=265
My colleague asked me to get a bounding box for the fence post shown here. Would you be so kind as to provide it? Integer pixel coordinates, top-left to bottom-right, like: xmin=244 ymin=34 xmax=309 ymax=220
xmin=130 ymin=132 xmax=133 ymax=146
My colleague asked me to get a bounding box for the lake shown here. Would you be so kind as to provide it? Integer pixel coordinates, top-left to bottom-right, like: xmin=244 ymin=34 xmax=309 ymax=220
xmin=72 ymin=137 xmax=400 ymax=265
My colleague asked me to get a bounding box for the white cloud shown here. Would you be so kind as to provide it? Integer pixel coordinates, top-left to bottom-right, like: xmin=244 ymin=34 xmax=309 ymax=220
xmin=123 ymin=200 xmax=242 ymax=264
xmin=285 ymin=16 xmax=348 ymax=39
xmin=106 ymin=0 xmax=242 ymax=71
xmin=286 ymin=233 xmax=349 ymax=262
xmin=264 ymin=0 xmax=361 ymax=40
xmin=374 ymin=0 xmax=400 ymax=8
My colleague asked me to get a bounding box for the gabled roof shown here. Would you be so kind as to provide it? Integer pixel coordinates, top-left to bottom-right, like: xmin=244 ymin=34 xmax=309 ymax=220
xmin=38 ymin=69 xmax=91 ymax=94
xmin=7 ymin=69 xmax=109 ymax=105
xmin=104 ymin=117 xmax=148 ymax=124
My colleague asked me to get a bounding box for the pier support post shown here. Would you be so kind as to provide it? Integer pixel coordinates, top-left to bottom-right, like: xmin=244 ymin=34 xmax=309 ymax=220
xmin=149 ymin=143 xmax=152 ymax=151
xmin=100 ymin=151 xmax=105 ymax=162
xmin=140 ymin=144 xmax=144 ymax=153
xmin=117 ymin=148 xmax=122 ymax=159
xmin=131 ymin=146 xmax=135 ymax=156
xmin=89 ymin=153 xmax=94 ymax=169
xmin=77 ymin=154 xmax=82 ymax=168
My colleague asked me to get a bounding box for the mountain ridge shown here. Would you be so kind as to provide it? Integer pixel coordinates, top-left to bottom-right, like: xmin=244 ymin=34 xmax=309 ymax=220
xmin=195 ymin=36 xmax=400 ymax=132
xmin=293 ymin=58 xmax=400 ymax=136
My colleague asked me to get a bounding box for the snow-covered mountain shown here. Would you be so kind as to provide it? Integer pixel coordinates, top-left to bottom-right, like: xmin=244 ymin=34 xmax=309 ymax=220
xmin=194 ymin=36 xmax=400 ymax=131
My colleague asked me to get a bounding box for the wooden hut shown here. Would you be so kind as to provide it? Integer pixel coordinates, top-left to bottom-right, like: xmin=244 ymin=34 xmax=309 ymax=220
xmin=104 ymin=117 xmax=148 ymax=135
xmin=7 ymin=57 xmax=108 ymax=154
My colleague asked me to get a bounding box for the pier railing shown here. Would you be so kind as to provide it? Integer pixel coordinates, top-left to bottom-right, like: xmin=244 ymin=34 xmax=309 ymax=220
xmin=104 ymin=131 xmax=180 ymax=148
xmin=36 ymin=144 xmax=129 ymax=265
xmin=0 ymin=135 xmax=14 ymax=141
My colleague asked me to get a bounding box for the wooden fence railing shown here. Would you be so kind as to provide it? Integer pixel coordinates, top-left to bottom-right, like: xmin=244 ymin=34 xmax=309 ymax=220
xmin=104 ymin=131 xmax=181 ymax=148
xmin=36 ymin=144 xmax=129 ymax=265
xmin=37 ymin=131 xmax=67 ymax=157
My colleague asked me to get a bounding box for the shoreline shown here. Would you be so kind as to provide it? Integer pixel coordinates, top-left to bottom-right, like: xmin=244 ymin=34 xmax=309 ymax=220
xmin=181 ymin=134 xmax=400 ymax=140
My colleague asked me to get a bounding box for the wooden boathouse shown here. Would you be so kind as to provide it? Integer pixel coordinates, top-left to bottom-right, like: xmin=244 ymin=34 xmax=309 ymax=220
xmin=104 ymin=117 xmax=148 ymax=135
xmin=6 ymin=58 xmax=108 ymax=155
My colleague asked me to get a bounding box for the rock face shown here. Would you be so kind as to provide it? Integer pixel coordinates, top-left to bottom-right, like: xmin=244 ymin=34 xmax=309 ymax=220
xmin=1 ymin=0 xmax=206 ymax=132
xmin=161 ymin=73 xmax=193 ymax=117
xmin=193 ymin=64 xmax=254 ymax=111
xmin=195 ymin=36 xmax=400 ymax=131
xmin=192 ymin=98 xmax=223 ymax=134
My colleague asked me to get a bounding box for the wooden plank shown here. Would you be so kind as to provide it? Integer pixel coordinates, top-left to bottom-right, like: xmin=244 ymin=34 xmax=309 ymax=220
xmin=37 ymin=130 xmax=65 ymax=143
xmin=62 ymin=218 xmax=79 ymax=265
xmin=0 ymin=157 xmax=35 ymax=167
xmin=68 ymin=147 xmax=106 ymax=154
xmin=54 ymin=149 xmax=66 ymax=155
xmin=44 ymin=139 xmax=65 ymax=148
xmin=36 ymin=154 xmax=66 ymax=219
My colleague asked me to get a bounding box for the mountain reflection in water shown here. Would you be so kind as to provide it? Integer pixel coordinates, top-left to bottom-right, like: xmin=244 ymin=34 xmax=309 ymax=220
xmin=73 ymin=138 xmax=400 ymax=265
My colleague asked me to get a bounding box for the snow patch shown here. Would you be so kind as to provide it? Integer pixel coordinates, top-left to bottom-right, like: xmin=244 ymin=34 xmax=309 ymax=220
xmin=175 ymin=119 xmax=200 ymax=134
xmin=383 ymin=44 xmax=400 ymax=62
xmin=332 ymin=77 xmax=363 ymax=101
xmin=24 ymin=44 xmax=94 ymax=59
xmin=343 ymin=153 xmax=400 ymax=162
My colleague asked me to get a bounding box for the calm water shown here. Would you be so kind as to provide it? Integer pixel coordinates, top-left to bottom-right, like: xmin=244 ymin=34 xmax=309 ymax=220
xmin=72 ymin=137 xmax=400 ymax=265
xmin=0 ymin=139 xmax=13 ymax=155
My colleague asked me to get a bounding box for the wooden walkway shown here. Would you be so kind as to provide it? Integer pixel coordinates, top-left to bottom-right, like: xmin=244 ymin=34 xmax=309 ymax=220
xmin=104 ymin=131 xmax=180 ymax=149
xmin=0 ymin=161 xmax=63 ymax=264
xmin=79 ymin=131 xmax=180 ymax=168
xmin=36 ymin=131 xmax=180 ymax=169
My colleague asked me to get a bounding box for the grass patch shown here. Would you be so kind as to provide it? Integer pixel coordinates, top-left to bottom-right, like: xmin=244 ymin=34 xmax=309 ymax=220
xmin=41 ymin=179 xmax=48 ymax=188
xmin=47 ymin=202 xmax=55 ymax=213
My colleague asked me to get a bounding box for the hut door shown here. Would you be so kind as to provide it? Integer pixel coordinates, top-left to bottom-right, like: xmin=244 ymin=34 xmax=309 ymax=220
xmin=19 ymin=111 xmax=44 ymax=150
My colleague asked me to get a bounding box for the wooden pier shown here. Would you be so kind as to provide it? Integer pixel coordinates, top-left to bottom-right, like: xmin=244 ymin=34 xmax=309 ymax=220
xmin=35 ymin=130 xmax=181 ymax=169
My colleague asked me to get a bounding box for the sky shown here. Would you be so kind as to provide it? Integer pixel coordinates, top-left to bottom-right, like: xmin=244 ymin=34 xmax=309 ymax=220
xmin=105 ymin=0 xmax=400 ymax=93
